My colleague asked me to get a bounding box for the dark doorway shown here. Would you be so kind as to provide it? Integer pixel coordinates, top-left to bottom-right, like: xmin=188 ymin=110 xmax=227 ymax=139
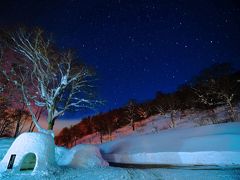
xmin=20 ymin=153 xmax=36 ymax=171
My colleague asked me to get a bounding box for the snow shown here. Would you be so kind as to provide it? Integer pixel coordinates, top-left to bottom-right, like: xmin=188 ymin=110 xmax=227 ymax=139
xmin=100 ymin=122 xmax=240 ymax=166
xmin=61 ymin=75 xmax=68 ymax=86
xmin=0 ymin=132 xmax=56 ymax=173
xmin=55 ymin=144 xmax=108 ymax=168
xmin=0 ymin=132 xmax=108 ymax=175
xmin=0 ymin=123 xmax=240 ymax=179
xmin=0 ymin=138 xmax=14 ymax=160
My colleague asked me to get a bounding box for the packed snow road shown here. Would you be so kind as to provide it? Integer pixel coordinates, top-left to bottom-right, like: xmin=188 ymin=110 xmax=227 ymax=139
xmin=0 ymin=138 xmax=240 ymax=180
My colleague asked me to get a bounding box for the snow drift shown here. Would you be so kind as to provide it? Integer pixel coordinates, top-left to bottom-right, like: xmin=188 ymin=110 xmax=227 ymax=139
xmin=55 ymin=144 xmax=108 ymax=168
xmin=100 ymin=122 xmax=240 ymax=166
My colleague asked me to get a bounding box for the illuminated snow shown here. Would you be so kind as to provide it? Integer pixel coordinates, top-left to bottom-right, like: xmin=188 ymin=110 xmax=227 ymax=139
xmin=55 ymin=144 xmax=108 ymax=168
xmin=0 ymin=123 xmax=240 ymax=179
xmin=100 ymin=122 xmax=240 ymax=165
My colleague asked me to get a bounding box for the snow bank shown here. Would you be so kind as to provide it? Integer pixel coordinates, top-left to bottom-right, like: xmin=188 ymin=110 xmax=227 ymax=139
xmin=55 ymin=144 xmax=108 ymax=168
xmin=100 ymin=122 xmax=240 ymax=166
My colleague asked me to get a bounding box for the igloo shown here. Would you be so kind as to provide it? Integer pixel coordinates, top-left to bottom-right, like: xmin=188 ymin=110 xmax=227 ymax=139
xmin=0 ymin=132 xmax=56 ymax=173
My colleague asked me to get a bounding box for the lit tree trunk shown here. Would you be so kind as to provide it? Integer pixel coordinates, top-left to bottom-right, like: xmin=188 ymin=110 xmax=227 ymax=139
xmin=226 ymin=97 xmax=235 ymax=122
xmin=169 ymin=110 xmax=176 ymax=128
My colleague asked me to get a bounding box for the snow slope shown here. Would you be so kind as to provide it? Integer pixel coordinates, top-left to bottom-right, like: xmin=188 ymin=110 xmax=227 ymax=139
xmin=76 ymin=105 xmax=240 ymax=145
xmin=100 ymin=122 xmax=240 ymax=166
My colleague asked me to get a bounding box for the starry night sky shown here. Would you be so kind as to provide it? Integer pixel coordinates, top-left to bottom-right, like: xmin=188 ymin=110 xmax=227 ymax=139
xmin=1 ymin=0 xmax=240 ymax=119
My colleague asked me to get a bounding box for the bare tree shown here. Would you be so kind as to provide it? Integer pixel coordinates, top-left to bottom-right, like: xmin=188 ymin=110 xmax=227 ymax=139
xmin=12 ymin=107 xmax=31 ymax=137
xmin=164 ymin=95 xmax=179 ymax=128
xmin=168 ymin=110 xmax=177 ymax=128
xmin=191 ymin=63 xmax=239 ymax=122
xmin=192 ymin=77 xmax=239 ymax=122
xmin=0 ymin=96 xmax=13 ymax=136
xmin=0 ymin=59 xmax=34 ymax=136
xmin=154 ymin=104 xmax=165 ymax=115
xmin=125 ymin=100 xmax=137 ymax=131
xmin=137 ymin=106 xmax=150 ymax=119
xmin=0 ymin=28 xmax=100 ymax=134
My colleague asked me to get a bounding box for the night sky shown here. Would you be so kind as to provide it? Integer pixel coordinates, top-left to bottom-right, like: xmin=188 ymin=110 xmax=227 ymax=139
xmin=1 ymin=0 xmax=240 ymax=120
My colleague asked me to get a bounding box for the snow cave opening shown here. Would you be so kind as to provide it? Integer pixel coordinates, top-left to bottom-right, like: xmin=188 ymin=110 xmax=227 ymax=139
xmin=19 ymin=153 xmax=37 ymax=171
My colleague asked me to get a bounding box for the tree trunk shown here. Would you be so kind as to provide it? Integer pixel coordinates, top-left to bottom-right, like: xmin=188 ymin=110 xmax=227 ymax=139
xmin=100 ymin=132 xmax=103 ymax=143
xmin=227 ymin=100 xmax=235 ymax=122
xmin=48 ymin=121 xmax=54 ymax=130
xmin=47 ymin=111 xmax=56 ymax=130
xmin=14 ymin=104 xmax=25 ymax=137
xmin=132 ymin=122 xmax=135 ymax=131
xmin=13 ymin=118 xmax=21 ymax=138
xmin=170 ymin=111 xmax=176 ymax=128
xmin=29 ymin=107 xmax=42 ymax=132
xmin=28 ymin=121 xmax=34 ymax=132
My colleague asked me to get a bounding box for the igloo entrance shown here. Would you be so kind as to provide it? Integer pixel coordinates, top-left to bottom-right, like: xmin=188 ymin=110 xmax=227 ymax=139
xmin=20 ymin=153 xmax=36 ymax=171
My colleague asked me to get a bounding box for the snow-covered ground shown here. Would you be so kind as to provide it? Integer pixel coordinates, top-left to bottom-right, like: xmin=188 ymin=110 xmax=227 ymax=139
xmin=0 ymin=138 xmax=15 ymax=160
xmin=0 ymin=138 xmax=239 ymax=180
xmin=100 ymin=122 xmax=240 ymax=166
xmin=0 ymin=165 xmax=240 ymax=180
xmin=1 ymin=122 xmax=240 ymax=179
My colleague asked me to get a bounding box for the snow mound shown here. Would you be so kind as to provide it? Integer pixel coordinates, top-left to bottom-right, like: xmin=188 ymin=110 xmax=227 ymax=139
xmin=100 ymin=122 xmax=240 ymax=166
xmin=55 ymin=144 xmax=109 ymax=168
xmin=0 ymin=132 xmax=56 ymax=173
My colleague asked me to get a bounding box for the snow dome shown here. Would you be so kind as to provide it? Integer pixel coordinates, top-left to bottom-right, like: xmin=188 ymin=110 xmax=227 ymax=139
xmin=0 ymin=132 xmax=56 ymax=173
